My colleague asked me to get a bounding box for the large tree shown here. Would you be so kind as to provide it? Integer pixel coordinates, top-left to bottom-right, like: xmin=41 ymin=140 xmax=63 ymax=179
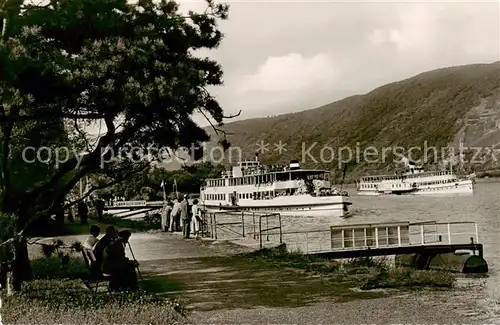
xmin=0 ymin=0 xmax=231 ymax=290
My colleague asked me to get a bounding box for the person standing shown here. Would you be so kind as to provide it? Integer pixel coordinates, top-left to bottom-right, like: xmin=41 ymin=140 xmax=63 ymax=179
xmin=78 ymin=200 xmax=89 ymax=225
xmin=94 ymin=198 xmax=105 ymax=222
xmin=190 ymin=199 xmax=201 ymax=238
xmin=169 ymin=198 xmax=181 ymax=232
xmin=180 ymin=195 xmax=190 ymax=239
xmin=161 ymin=200 xmax=172 ymax=232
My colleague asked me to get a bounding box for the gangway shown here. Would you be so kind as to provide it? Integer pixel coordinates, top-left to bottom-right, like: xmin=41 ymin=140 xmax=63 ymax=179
xmin=259 ymin=221 xmax=482 ymax=259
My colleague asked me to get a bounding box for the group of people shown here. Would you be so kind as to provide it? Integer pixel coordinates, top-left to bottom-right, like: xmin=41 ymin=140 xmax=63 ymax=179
xmin=83 ymin=225 xmax=139 ymax=292
xmin=160 ymin=194 xmax=201 ymax=239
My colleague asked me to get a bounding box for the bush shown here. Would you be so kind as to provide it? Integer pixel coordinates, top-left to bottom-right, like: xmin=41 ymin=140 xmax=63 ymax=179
xmin=1 ymin=279 xmax=186 ymax=324
xmin=31 ymin=255 xmax=88 ymax=280
xmin=361 ymin=267 xmax=455 ymax=290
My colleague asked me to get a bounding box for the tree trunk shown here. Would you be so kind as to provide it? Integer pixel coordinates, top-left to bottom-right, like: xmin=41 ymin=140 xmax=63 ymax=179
xmin=12 ymin=211 xmax=33 ymax=291
xmin=12 ymin=238 xmax=32 ymax=291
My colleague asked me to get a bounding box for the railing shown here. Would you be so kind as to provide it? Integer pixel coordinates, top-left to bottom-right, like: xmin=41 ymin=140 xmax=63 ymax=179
xmin=200 ymin=211 xmax=283 ymax=247
xmin=112 ymin=200 xmax=147 ymax=207
xmin=258 ymin=213 xmax=282 ymax=249
xmin=246 ymin=221 xmax=480 ymax=255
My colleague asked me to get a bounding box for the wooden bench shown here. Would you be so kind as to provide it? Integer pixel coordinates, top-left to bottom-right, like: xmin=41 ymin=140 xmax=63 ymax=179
xmin=81 ymin=248 xmax=112 ymax=293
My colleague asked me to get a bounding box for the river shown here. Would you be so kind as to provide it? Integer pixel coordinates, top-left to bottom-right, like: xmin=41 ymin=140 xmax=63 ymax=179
xmin=348 ymin=180 xmax=499 ymax=322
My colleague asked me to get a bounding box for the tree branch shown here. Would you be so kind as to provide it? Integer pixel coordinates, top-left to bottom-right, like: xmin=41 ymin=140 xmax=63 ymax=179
xmin=223 ymin=110 xmax=241 ymax=119
xmin=0 ymin=112 xmax=104 ymax=124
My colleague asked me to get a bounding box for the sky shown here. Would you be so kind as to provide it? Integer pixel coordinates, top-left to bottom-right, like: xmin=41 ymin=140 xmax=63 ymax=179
xmin=184 ymin=0 xmax=500 ymax=126
xmin=87 ymin=0 xmax=500 ymax=135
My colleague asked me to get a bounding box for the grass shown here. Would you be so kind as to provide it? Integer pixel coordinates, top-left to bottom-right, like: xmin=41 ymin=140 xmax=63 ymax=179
xmin=1 ymin=280 xmax=184 ymax=325
xmin=139 ymin=244 xmax=456 ymax=311
xmin=61 ymin=213 xmax=159 ymax=236
xmin=1 ymin=253 xmax=186 ymax=324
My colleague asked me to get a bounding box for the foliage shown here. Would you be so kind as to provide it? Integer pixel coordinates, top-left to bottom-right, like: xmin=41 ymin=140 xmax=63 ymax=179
xmin=0 ymin=0 xmax=230 ymax=232
xmin=62 ymin=214 xmax=159 ymax=236
xmin=31 ymin=255 xmax=88 ymax=280
xmin=109 ymin=162 xmax=225 ymax=200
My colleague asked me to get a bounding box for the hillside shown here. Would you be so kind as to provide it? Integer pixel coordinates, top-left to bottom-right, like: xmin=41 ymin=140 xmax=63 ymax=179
xmin=206 ymin=62 xmax=500 ymax=180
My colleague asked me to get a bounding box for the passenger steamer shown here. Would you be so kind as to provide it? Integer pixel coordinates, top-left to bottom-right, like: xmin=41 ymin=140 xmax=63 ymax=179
xmin=200 ymin=158 xmax=352 ymax=218
xmin=357 ymin=161 xmax=475 ymax=196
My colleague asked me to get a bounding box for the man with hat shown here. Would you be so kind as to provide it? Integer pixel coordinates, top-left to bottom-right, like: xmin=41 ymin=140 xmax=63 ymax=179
xmin=180 ymin=194 xmax=191 ymax=239
xmin=103 ymin=229 xmax=139 ymax=292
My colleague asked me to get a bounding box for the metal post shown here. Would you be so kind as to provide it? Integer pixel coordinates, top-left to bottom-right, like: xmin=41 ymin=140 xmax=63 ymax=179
xmin=375 ymin=228 xmax=379 ymax=248
xmin=210 ymin=213 xmax=214 ymax=238
xmin=241 ymin=211 xmax=245 ymax=237
xmin=278 ymin=214 xmax=282 ymax=244
xmin=447 ymin=223 xmax=451 ymax=245
xmin=420 ymin=224 xmax=425 ymax=245
xmin=214 ymin=213 xmax=218 ymax=240
xmin=253 ymin=213 xmax=256 ymax=240
xmin=266 ymin=215 xmax=269 ymax=241
xmin=397 ymin=226 xmax=401 ymax=246
xmin=259 ymin=216 xmax=262 ymax=249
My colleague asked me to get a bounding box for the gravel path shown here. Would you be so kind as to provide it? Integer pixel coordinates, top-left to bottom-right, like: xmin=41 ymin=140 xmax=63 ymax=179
xmin=187 ymin=294 xmax=482 ymax=325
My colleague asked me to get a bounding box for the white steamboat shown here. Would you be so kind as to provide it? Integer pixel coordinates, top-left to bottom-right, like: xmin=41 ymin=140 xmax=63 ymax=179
xmin=200 ymin=158 xmax=352 ymax=218
xmin=357 ymin=161 xmax=474 ymax=196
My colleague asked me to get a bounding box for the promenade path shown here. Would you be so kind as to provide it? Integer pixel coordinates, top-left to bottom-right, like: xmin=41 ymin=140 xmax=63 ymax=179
xmin=32 ymin=231 xmax=487 ymax=325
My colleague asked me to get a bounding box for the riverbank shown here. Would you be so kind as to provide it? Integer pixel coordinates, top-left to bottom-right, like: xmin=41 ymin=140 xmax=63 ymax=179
xmin=22 ymin=231 xmax=488 ymax=324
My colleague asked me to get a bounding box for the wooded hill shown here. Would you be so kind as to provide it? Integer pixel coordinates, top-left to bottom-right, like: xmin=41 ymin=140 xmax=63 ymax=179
xmin=208 ymin=62 xmax=500 ymax=180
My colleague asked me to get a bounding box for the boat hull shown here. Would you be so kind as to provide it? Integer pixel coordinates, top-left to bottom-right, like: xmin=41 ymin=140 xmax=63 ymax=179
xmin=357 ymin=180 xmax=474 ymax=196
xmin=201 ymin=195 xmax=351 ymax=218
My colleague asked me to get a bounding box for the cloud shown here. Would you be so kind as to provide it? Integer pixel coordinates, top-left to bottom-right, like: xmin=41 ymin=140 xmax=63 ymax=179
xmin=236 ymin=53 xmax=338 ymax=94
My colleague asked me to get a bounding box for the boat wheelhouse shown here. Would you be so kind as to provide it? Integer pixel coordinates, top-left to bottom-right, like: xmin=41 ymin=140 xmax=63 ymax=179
xmin=358 ymin=162 xmax=474 ymax=195
xmin=200 ymin=158 xmax=351 ymax=218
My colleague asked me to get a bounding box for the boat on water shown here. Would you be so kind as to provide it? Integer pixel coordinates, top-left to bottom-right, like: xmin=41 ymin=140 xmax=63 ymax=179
xmin=357 ymin=161 xmax=475 ymax=196
xmin=199 ymin=157 xmax=352 ymax=218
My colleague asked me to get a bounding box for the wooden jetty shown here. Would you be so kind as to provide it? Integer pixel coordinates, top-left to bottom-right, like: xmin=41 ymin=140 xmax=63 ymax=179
xmin=104 ymin=200 xmax=165 ymax=210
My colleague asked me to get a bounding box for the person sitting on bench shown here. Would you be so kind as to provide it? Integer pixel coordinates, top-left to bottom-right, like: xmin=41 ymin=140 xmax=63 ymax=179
xmin=102 ymin=230 xmax=139 ymax=292
xmin=93 ymin=226 xmax=116 ymax=273
xmin=83 ymin=225 xmax=101 ymax=251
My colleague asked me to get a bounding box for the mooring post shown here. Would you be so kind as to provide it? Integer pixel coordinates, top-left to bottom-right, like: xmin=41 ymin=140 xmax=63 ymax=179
xmin=397 ymin=226 xmax=401 ymax=246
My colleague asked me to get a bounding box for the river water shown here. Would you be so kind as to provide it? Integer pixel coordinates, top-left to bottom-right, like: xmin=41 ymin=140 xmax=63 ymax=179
xmin=349 ymin=180 xmax=500 ymax=322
